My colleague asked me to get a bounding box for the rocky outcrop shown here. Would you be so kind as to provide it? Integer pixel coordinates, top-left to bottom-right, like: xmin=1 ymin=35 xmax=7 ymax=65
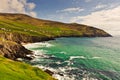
xmin=45 ymin=69 xmax=54 ymax=76
xmin=0 ymin=32 xmax=111 ymax=45
xmin=0 ymin=39 xmax=32 ymax=60
xmin=0 ymin=32 xmax=54 ymax=44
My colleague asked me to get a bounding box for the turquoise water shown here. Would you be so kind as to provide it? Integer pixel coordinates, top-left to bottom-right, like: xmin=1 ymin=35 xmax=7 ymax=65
xmin=24 ymin=37 xmax=120 ymax=80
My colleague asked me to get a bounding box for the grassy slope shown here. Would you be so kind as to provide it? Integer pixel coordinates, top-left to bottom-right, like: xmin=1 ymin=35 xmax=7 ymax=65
xmin=0 ymin=55 xmax=56 ymax=80
xmin=0 ymin=13 xmax=110 ymax=38
xmin=0 ymin=15 xmax=80 ymax=37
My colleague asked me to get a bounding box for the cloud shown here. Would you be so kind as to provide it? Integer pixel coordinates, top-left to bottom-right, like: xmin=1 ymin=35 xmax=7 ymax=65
xmin=0 ymin=0 xmax=37 ymax=17
xmin=94 ymin=4 xmax=107 ymax=10
xmin=70 ymin=6 xmax=120 ymax=35
xmin=92 ymin=3 xmax=120 ymax=11
xmin=27 ymin=3 xmax=36 ymax=10
xmin=57 ymin=7 xmax=84 ymax=13
xmin=29 ymin=12 xmax=37 ymax=17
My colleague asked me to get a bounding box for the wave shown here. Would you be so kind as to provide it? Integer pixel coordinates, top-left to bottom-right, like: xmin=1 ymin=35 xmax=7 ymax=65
xmin=23 ymin=42 xmax=54 ymax=49
xmin=34 ymin=65 xmax=76 ymax=80
xmin=69 ymin=56 xmax=101 ymax=60
xmin=69 ymin=56 xmax=86 ymax=60
xmin=91 ymin=57 xmax=101 ymax=59
xmin=59 ymin=51 xmax=67 ymax=54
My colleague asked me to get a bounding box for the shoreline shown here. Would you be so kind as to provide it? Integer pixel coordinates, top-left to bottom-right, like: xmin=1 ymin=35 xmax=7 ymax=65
xmin=23 ymin=37 xmax=120 ymax=80
xmin=23 ymin=40 xmax=75 ymax=80
xmin=0 ymin=13 xmax=113 ymax=80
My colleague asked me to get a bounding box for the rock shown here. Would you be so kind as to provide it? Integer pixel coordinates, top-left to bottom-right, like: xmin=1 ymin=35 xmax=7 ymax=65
xmin=0 ymin=40 xmax=33 ymax=60
xmin=0 ymin=33 xmax=54 ymax=44
xmin=58 ymin=73 xmax=64 ymax=76
xmin=44 ymin=69 xmax=54 ymax=76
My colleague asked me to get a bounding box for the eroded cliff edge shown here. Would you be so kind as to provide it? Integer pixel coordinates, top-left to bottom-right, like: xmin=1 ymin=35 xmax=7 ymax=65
xmin=0 ymin=38 xmax=32 ymax=60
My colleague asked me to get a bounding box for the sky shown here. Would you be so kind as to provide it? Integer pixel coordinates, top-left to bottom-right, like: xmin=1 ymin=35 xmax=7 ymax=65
xmin=0 ymin=0 xmax=120 ymax=36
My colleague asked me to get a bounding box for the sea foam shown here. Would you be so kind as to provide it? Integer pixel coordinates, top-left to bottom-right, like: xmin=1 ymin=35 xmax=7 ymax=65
xmin=23 ymin=42 xmax=53 ymax=49
xmin=34 ymin=65 xmax=76 ymax=80
xmin=69 ymin=56 xmax=86 ymax=60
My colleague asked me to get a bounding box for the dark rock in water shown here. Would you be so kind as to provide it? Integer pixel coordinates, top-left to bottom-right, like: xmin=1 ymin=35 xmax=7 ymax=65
xmin=44 ymin=69 xmax=54 ymax=76
xmin=24 ymin=56 xmax=33 ymax=60
xmin=47 ymin=55 xmax=64 ymax=61
xmin=58 ymin=73 xmax=64 ymax=76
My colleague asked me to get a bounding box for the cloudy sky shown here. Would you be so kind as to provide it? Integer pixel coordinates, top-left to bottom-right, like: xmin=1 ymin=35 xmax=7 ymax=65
xmin=0 ymin=0 xmax=120 ymax=35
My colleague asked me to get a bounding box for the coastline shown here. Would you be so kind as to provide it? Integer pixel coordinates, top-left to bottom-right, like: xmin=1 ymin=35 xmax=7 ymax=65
xmin=23 ymin=41 xmax=75 ymax=80
xmin=23 ymin=37 xmax=120 ymax=80
xmin=0 ymin=13 xmax=112 ymax=80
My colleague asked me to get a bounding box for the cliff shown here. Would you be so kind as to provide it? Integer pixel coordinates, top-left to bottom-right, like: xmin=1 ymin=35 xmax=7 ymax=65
xmin=0 ymin=32 xmax=53 ymax=43
xmin=0 ymin=38 xmax=32 ymax=60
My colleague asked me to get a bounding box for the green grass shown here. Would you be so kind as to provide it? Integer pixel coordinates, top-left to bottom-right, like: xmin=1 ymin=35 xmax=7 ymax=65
xmin=0 ymin=13 xmax=109 ymax=38
xmin=1 ymin=21 xmax=83 ymax=39
xmin=0 ymin=55 xmax=56 ymax=80
xmin=0 ymin=20 xmax=83 ymax=39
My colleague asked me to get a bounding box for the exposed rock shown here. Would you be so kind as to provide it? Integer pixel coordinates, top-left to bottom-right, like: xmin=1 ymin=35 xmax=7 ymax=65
xmin=0 ymin=32 xmax=54 ymax=44
xmin=0 ymin=40 xmax=33 ymax=60
xmin=45 ymin=69 xmax=54 ymax=76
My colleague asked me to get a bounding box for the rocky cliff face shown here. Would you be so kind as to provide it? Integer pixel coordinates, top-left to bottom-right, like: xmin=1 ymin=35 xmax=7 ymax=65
xmin=0 ymin=32 xmax=54 ymax=43
xmin=0 ymin=39 xmax=32 ymax=60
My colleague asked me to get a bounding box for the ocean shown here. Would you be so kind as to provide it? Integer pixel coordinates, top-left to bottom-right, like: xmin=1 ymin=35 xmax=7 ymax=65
xmin=24 ymin=37 xmax=120 ymax=80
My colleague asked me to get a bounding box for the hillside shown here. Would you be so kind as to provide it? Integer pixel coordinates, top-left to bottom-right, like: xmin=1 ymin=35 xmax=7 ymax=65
xmin=0 ymin=55 xmax=56 ymax=80
xmin=0 ymin=13 xmax=111 ymax=43
xmin=0 ymin=13 xmax=111 ymax=80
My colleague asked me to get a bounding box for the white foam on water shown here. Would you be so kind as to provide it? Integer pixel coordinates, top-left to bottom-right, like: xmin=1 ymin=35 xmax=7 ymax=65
xmin=59 ymin=66 xmax=78 ymax=72
xmin=52 ymin=66 xmax=77 ymax=80
xmin=69 ymin=56 xmax=86 ymax=60
xmin=33 ymin=50 xmax=47 ymax=55
xmin=55 ymin=61 xmax=61 ymax=65
xmin=59 ymin=51 xmax=67 ymax=54
xmin=33 ymin=64 xmax=77 ymax=80
xmin=63 ymin=60 xmax=73 ymax=65
xmin=58 ymin=67 xmax=66 ymax=72
xmin=91 ymin=57 xmax=101 ymax=59
xmin=83 ymin=77 xmax=98 ymax=80
xmin=53 ymin=74 xmax=75 ymax=80
xmin=23 ymin=41 xmax=102 ymax=80
xmin=23 ymin=42 xmax=54 ymax=49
